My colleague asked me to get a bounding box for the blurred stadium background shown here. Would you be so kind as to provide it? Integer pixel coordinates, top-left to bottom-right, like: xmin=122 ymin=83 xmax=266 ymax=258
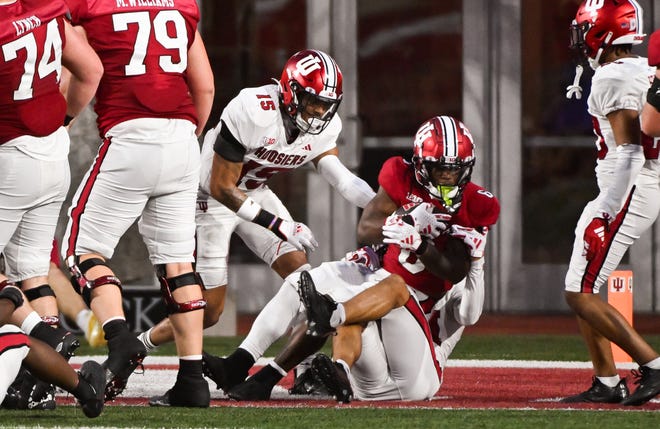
xmin=58 ymin=0 xmax=660 ymax=337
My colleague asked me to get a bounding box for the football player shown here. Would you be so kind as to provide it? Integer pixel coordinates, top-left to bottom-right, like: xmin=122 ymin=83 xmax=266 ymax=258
xmin=0 ymin=280 xmax=104 ymax=417
xmin=203 ymin=116 xmax=499 ymax=401
xmin=641 ymin=30 xmax=660 ymax=136
xmin=562 ymin=0 xmax=660 ymax=406
xmin=141 ymin=49 xmax=375 ymax=404
xmin=61 ymin=0 xmax=215 ymax=407
xmin=0 ymin=0 xmax=101 ymax=409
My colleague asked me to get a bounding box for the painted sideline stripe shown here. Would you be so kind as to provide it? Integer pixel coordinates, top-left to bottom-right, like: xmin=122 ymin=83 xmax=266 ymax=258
xmin=69 ymin=356 xmax=639 ymax=370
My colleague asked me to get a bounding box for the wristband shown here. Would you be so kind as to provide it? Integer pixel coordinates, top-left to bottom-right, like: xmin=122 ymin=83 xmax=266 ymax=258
xmin=0 ymin=285 xmax=24 ymax=309
xmin=235 ymin=197 xmax=261 ymax=221
xmin=64 ymin=114 xmax=75 ymax=126
xmin=647 ymin=77 xmax=660 ymax=112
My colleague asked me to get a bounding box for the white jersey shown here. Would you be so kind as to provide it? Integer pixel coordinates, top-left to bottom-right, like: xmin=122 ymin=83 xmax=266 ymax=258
xmin=199 ymin=84 xmax=341 ymax=196
xmin=588 ymin=56 xmax=656 ymax=188
xmin=565 ymin=56 xmax=660 ymax=294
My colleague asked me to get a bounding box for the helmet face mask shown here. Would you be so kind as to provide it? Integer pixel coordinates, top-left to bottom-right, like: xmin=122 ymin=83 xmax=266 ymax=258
xmin=412 ymin=116 xmax=475 ymax=213
xmin=570 ymin=0 xmax=645 ymax=70
xmin=279 ymin=50 xmax=343 ymax=135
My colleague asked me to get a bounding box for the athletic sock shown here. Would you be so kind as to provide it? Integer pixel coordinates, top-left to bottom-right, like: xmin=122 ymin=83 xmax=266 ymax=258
xmin=70 ymin=373 xmax=95 ymax=402
xmin=75 ymin=309 xmax=93 ymax=338
xmin=102 ymin=319 xmax=129 ymax=342
xmin=177 ymin=358 xmax=203 ymax=380
xmin=137 ymin=328 xmax=158 ymax=352
xmin=226 ymin=348 xmax=256 ymax=375
xmin=642 ymin=357 xmax=660 ymax=369
xmin=597 ymin=375 xmax=620 ymax=388
xmin=329 ymin=303 xmax=346 ymax=328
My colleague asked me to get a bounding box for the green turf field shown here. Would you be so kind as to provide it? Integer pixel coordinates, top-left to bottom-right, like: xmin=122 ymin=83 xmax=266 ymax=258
xmin=2 ymin=334 xmax=659 ymax=429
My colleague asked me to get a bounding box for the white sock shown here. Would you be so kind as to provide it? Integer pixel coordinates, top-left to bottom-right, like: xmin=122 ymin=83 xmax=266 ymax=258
xmin=329 ymin=303 xmax=345 ymax=328
xmin=137 ymin=328 xmax=158 ymax=352
xmin=335 ymin=358 xmax=351 ymax=375
xmin=76 ymin=309 xmax=93 ymax=337
xmin=597 ymin=375 xmax=620 ymax=387
xmin=642 ymin=357 xmax=660 ymax=369
xmin=20 ymin=311 xmax=42 ymax=334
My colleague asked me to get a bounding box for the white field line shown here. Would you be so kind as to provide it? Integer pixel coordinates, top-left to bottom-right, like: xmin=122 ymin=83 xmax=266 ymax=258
xmin=69 ymin=356 xmax=639 ymax=370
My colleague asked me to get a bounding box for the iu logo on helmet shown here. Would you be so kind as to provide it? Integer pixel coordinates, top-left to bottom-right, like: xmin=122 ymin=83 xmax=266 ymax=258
xmin=295 ymin=55 xmax=322 ymax=76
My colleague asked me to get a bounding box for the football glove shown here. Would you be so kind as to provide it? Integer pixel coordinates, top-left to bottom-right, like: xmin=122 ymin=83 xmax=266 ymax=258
xmin=272 ymin=219 xmax=318 ymax=253
xmin=405 ymin=202 xmax=452 ymax=238
xmin=583 ymin=215 xmax=610 ymax=261
xmin=450 ymin=225 xmax=489 ymax=258
xmin=382 ymin=217 xmax=427 ymax=255
xmin=343 ymin=245 xmax=383 ymax=271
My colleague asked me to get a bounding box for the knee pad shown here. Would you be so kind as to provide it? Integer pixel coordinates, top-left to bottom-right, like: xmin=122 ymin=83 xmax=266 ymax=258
xmin=23 ymin=284 xmax=56 ymax=301
xmin=66 ymin=256 xmax=122 ymax=305
xmin=155 ymin=265 xmax=206 ymax=314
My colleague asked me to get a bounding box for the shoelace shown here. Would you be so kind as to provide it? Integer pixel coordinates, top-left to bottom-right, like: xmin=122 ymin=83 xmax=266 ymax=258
xmin=629 ymin=368 xmax=643 ymax=386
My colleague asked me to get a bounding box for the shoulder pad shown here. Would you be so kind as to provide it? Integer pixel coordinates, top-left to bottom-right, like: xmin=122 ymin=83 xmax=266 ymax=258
xmin=232 ymin=85 xmax=281 ymax=129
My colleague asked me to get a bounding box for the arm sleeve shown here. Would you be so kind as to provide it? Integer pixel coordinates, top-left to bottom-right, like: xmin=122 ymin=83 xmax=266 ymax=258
xmin=316 ymin=155 xmax=376 ymax=208
xmin=452 ymin=257 xmax=485 ymax=326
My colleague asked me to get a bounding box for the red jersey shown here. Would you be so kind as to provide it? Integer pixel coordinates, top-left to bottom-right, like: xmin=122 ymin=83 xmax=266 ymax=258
xmin=379 ymin=156 xmax=500 ymax=299
xmin=65 ymin=0 xmax=200 ymax=136
xmin=0 ymin=0 xmax=68 ymax=144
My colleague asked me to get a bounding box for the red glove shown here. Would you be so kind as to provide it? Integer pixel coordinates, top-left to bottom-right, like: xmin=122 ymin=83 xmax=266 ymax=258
xmin=648 ymin=30 xmax=660 ymax=66
xmin=583 ymin=217 xmax=610 ymax=261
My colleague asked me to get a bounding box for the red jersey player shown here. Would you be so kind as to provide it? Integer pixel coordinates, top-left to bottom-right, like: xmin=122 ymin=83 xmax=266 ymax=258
xmin=0 ymin=0 xmax=101 ymax=408
xmin=61 ymin=0 xmax=214 ymax=407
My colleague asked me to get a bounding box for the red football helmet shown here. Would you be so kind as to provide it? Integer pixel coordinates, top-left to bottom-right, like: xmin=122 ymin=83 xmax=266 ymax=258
xmin=278 ymin=49 xmax=343 ymax=134
xmin=412 ymin=116 xmax=475 ymax=213
xmin=570 ymin=0 xmax=645 ymax=69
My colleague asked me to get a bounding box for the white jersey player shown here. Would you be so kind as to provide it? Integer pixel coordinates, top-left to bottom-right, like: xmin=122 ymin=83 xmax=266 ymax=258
xmin=562 ymin=0 xmax=660 ymax=406
xmin=140 ymin=50 xmax=375 ymax=374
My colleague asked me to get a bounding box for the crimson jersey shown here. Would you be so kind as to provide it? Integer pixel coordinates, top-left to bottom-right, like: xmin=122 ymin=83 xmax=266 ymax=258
xmin=0 ymin=0 xmax=68 ymax=144
xmin=65 ymin=0 xmax=199 ymax=136
xmin=379 ymin=156 xmax=500 ymax=299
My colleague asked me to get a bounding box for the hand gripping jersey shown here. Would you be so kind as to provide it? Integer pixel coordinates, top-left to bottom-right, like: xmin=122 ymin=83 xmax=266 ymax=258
xmin=589 ymin=57 xmax=658 ymax=167
xmin=379 ymin=156 xmax=500 ymax=299
xmin=0 ymin=0 xmax=68 ymax=144
xmin=64 ymin=0 xmax=199 ymax=136
xmin=199 ymin=84 xmax=341 ymax=194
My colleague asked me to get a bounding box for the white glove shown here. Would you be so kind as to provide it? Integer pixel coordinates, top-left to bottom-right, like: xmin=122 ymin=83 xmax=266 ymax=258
xmin=272 ymin=219 xmax=318 ymax=253
xmin=343 ymin=245 xmax=382 ymax=271
xmin=449 ymin=225 xmax=489 ymax=258
xmin=406 ymin=203 xmax=452 ymax=238
xmin=382 ymin=216 xmax=426 ymax=254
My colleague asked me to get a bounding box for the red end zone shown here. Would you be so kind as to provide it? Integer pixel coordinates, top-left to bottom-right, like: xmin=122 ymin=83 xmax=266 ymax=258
xmin=60 ymin=364 xmax=660 ymax=410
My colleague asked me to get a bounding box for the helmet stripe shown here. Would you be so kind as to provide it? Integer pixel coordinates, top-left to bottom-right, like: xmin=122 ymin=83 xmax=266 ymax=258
xmin=630 ymin=0 xmax=643 ymax=38
xmin=438 ymin=116 xmax=458 ymax=158
xmin=314 ymin=50 xmax=337 ymax=93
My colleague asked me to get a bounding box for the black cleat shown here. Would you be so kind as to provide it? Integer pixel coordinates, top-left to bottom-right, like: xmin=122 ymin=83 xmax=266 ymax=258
xmin=297 ymin=271 xmax=337 ymax=337
xmin=102 ymin=333 xmax=146 ymax=401
xmin=56 ymin=331 xmax=80 ymax=361
xmin=226 ymin=377 xmax=272 ymax=401
xmin=289 ymin=366 xmax=330 ymax=396
xmin=202 ymin=351 xmax=247 ymax=393
xmin=78 ymin=360 xmax=105 ymax=418
xmin=311 ymin=353 xmax=353 ymax=403
xmin=149 ymin=377 xmax=210 ymax=407
xmin=1 ymin=368 xmax=56 ymax=410
xmin=560 ymin=377 xmax=628 ymax=403
xmin=621 ymin=366 xmax=660 ymax=406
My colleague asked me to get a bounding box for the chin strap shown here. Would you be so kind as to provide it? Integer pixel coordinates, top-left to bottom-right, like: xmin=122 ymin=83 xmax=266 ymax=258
xmin=566 ymin=64 xmax=584 ymax=99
